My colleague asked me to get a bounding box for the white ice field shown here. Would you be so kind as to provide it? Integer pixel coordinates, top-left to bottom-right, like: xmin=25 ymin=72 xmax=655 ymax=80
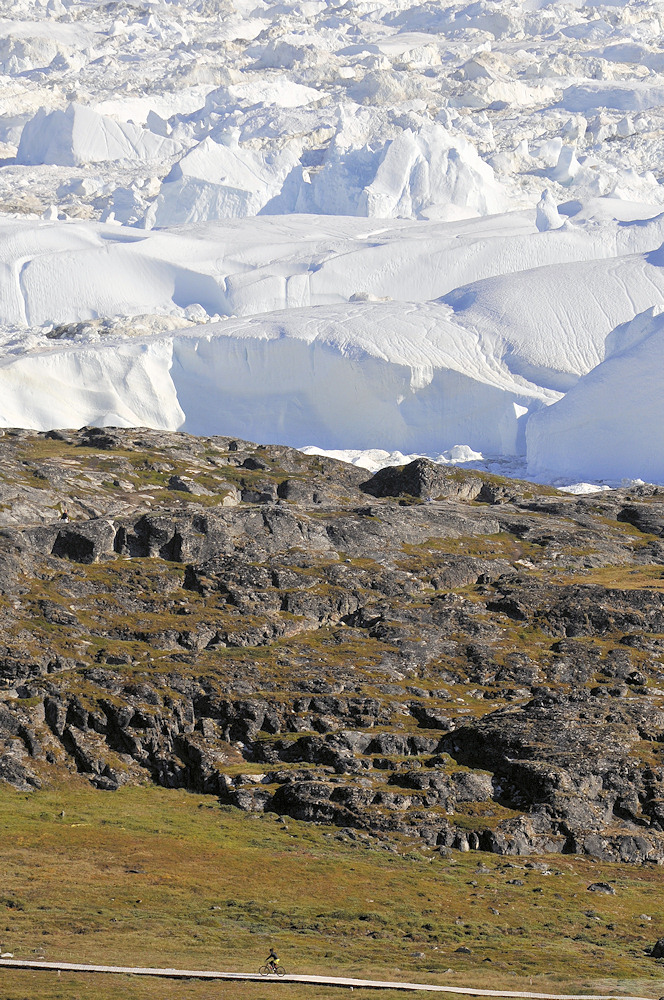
xmin=1 ymin=0 xmax=664 ymax=487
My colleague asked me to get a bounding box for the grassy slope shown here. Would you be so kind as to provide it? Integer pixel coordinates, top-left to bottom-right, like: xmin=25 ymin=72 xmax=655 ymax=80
xmin=0 ymin=975 xmax=442 ymax=1000
xmin=1 ymin=784 xmax=663 ymax=1000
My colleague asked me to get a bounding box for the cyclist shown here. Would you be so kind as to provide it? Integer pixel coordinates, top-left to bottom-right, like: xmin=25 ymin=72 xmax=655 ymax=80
xmin=266 ymin=948 xmax=280 ymax=972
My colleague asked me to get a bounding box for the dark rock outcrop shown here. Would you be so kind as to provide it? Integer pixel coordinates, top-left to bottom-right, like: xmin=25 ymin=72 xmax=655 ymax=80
xmin=361 ymin=458 xmax=483 ymax=501
xmin=0 ymin=427 xmax=663 ymax=861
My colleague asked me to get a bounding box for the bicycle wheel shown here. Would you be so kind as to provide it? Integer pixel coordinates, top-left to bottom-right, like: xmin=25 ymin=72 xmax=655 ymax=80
xmin=259 ymin=965 xmax=270 ymax=976
xmin=276 ymin=966 xmax=286 ymax=977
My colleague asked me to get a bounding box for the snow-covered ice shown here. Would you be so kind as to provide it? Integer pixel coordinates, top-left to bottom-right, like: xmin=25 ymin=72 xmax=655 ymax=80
xmin=528 ymin=307 xmax=664 ymax=483
xmin=0 ymin=0 xmax=663 ymax=484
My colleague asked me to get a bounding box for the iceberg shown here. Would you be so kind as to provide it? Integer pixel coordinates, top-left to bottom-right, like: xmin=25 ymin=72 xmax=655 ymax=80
xmin=527 ymin=308 xmax=664 ymax=482
xmin=17 ymin=103 xmax=181 ymax=167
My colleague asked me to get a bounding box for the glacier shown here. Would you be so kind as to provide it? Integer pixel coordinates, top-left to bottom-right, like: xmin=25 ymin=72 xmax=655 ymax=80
xmin=0 ymin=0 xmax=663 ymax=484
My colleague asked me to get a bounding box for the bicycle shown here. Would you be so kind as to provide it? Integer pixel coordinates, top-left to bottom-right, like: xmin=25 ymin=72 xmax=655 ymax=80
xmin=259 ymin=962 xmax=286 ymax=976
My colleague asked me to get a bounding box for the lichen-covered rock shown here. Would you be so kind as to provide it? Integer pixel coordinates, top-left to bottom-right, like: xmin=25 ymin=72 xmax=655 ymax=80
xmin=0 ymin=428 xmax=663 ymax=861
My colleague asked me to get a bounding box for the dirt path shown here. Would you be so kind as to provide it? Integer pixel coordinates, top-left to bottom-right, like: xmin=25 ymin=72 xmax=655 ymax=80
xmin=0 ymin=958 xmax=654 ymax=998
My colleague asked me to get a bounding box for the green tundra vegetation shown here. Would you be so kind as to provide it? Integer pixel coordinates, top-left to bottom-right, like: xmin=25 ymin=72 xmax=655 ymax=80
xmin=1 ymin=782 xmax=663 ymax=1000
xmin=3 ymin=431 xmax=664 ymax=999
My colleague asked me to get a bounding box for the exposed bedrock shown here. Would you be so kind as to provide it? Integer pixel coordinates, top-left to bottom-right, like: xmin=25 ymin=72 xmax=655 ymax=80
xmin=1 ymin=428 xmax=664 ymax=862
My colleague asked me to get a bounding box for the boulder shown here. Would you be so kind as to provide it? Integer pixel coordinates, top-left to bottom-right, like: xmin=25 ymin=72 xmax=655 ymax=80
xmin=361 ymin=458 xmax=483 ymax=501
xmin=651 ymin=938 xmax=664 ymax=958
xmin=587 ymin=882 xmax=615 ymax=894
xmin=168 ymin=475 xmax=212 ymax=496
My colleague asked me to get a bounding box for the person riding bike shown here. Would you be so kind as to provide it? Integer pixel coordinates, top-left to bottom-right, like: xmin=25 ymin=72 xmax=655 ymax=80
xmin=266 ymin=948 xmax=280 ymax=972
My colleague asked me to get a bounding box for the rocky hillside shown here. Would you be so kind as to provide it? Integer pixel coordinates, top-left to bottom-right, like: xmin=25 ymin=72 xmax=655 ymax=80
xmin=1 ymin=427 xmax=664 ymax=864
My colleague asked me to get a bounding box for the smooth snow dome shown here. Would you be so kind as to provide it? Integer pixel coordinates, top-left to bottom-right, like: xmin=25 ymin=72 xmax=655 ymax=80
xmin=1 ymin=0 xmax=664 ymax=483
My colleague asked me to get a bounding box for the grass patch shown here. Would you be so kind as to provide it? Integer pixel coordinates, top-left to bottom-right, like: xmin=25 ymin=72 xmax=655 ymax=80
xmin=1 ymin=784 xmax=663 ymax=1000
xmin=0 ymin=972 xmax=449 ymax=1000
xmin=557 ymin=565 xmax=664 ymax=591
